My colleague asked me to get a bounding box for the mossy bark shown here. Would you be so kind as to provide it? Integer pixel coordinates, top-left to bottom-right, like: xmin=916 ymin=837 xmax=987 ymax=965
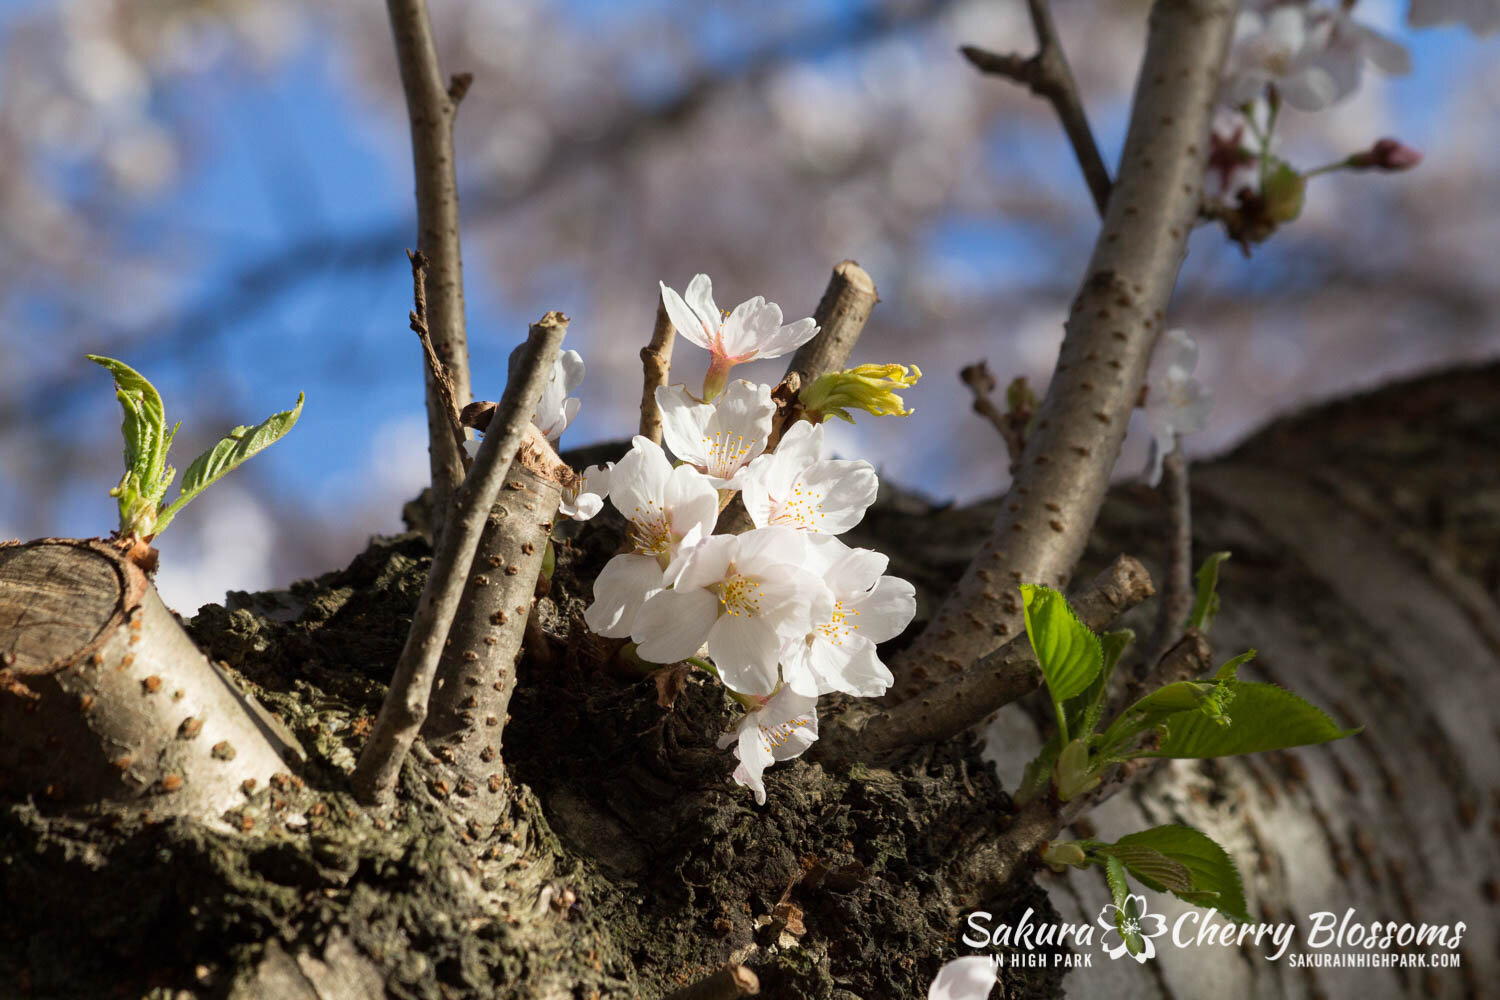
xmin=2 ymin=363 xmax=1497 ymax=999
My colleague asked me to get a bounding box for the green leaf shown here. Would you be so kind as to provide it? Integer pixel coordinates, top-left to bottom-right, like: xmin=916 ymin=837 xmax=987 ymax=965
xmin=1093 ymin=843 xmax=1193 ymax=893
xmin=88 ymin=355 xmax=174 ymax=533
xmin=1112 ymin=825 xmax=1250 ymax=922
xmin=1022 ymin=584 xmax=1103 ymax=705
xmin=154 ymin=393 xmax=304 ymax=534
xmin=1104 ymin=856 xmax=1130 ymax=911
xmin=1054 ymin=738 xmax=1100 ymax=802
xmin=1215 ymin=649 xmax=1256 ymax=682
xmin=1146 ymin=681 xmax=1359 ymax=760
xmin=1067 ymin=628 xmax=1134 ymax=740
xmin=1188 ymin=552 xmax=1231 ymax=634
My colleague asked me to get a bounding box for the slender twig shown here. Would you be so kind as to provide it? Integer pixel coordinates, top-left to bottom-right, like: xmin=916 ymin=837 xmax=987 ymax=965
xmin=960 ymin=0 xmax=1112 ymax=216
xmin=407 ymin=250 xmax=470 ymax=469
xmin=960 ymin=362 xmax=1028 ymax=474
xmin=891 ymin=0 xmax=1237 ymax=700
xmin=663 ymin=965 xmax=760 ymax=1000
xmin=1143 ymin=442 xmax=1192 ymax=670
xmin=353 ymin=313 xmax=567 ymax=806
xmin=639 ymin=297 xmax=677 ymax=444
xmin=387 ymin=0 xmax=473 ymax=535
xmin=818 ymin=556 xmax=1154 ymax=764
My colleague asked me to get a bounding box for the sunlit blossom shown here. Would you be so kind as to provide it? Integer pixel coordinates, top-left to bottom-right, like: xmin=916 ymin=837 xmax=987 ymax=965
xmin=716 ymin=685 xmax=819 ymax=805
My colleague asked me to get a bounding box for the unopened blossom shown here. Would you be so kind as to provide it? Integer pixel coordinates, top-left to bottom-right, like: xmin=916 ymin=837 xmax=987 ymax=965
xmin=531 ymin=349 xmax=585 ymax=441
xmin=656 ymin=379 xmax=775 ymax=488
xmin=928 ymin=956 xmax=999 ymax=1000
xmin=633 ymin=527 xmax=831 ymax=695
xmin=558 ymin=462 xmax=612 ymax=521
xmin=716 ymin=686 xmax=819 ymax=805
xmin=583 ymin=438 xmax=719 ymax=639
xmin=1221 ymin=4 xmax=1409 ymax=112
xmin=799 ymin=363 xmax=921 ymax=423
xmin=1144 ymin=330 xmax=1213 ymax=487
xmin=1409 ymin=0 xmax=1500 ymax=36
xmin=1347 ymin=137 xmax=1423 ymax=171
xmin=780 ymin=536 xmax=914 ymax=698
xmin=660 ymin=273 xmax=818 ymax=398
xmin=739 ymin=420 xmax=878 ymax=535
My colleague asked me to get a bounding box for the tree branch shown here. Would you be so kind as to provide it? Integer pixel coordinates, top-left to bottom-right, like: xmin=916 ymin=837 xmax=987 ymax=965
xmin=352 ymin=313 xmax=567 ymax=807
xmin=959 ymin=362 xmax=1028 ymax=474
xmin=387 ymin=0 xmax=473 ymax=537
xmin=407 ymin=250 xmax=470 ymax=469
xmin=663 ymin=965 xmax=760 ymax=1000
xmin=639 ymin=298 xmax=676 ymax=444
xmin=818 ymin=555 xmax=1153 ymax=764
xmin=1143 ymin=443 xmax=1193 ymax=670
xmin=960 ymin=0 xmax=1112 ymax=216
xmin=891 ymin=0 xmax=1238 ymax=700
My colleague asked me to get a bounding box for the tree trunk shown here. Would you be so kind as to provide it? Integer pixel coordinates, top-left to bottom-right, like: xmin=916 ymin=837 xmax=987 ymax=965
xmin=2 ymin=363 xmax=1495 ymax=999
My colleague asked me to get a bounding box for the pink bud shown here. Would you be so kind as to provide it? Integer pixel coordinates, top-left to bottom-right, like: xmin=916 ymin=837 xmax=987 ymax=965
xmin=1349 ymin=138 xmax=1423 ymax=171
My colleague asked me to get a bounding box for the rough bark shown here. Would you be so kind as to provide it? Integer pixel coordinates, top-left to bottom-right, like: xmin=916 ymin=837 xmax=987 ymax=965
xmin=1 ymin=362 xmax=1495 ymax=999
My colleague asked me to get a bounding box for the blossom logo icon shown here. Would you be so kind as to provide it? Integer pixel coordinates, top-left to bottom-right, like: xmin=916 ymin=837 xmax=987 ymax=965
xmin=1097 ymin=894 xmax=1169 ymax=963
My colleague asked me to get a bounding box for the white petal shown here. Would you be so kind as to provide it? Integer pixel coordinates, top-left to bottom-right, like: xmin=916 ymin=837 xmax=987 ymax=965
xmin=684 ymin=273 xmax=720 ymax=330
xmin=928 ymin=956 xmax=999 ymax=1000
xmin=660 ymin=280 xmax=715 ymax=351
xmin=610 ymin=437 xmax=674 ymax=531
xmin=719 ymin=296 xmax=775 ymax=357
xmin=584 ymin=554 xmax=666 ymax=638
xmin=655 ymin=385 xmax=712 ymax=468
xmin=707 ymin=615 xmax=782 ymax=696
xmin=732 ymin=724 xmax=770 ymax=805
xmin=827 ymin=641 xmax=894 ymax=698
xmin=663 ymin=464 xmax=721 ymax=539
xmin=671 ymin=533 xmax=739 ymax=591
xmin=559 ymin=492 xmax=604 ymax=521
xmin=633 ymin=587 xmax=719 ymax=663
xmin=794 ymin=459 xmax=879 ymax=534
xmin=849 ymin=575 xmax=917 ymax=644
xmin=755 ymin=316 xmax=820 ymax=360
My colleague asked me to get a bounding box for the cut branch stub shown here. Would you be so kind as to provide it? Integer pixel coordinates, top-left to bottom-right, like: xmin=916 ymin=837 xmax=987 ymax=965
xmin=0 ymin=538 xmax=303 ymax=819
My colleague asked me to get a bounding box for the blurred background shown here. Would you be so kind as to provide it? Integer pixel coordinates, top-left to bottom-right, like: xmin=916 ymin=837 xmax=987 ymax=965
xmin=0 ymin=0 xmax=1495 ymax=614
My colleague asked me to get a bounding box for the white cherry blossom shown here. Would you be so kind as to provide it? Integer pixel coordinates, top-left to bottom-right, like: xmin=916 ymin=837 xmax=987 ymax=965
xmin=716 ymin=686 xmax=819 ymax=805
xmin=583 ymin=438 xmax=719 ymax=639
xmin=656 ymin=379 xmax=775 ymax=489
xmin=531 ymin=349 xmax=585 ymax=441
xmin=633 ymin=527 xmax=831 ymax=695
xmin=660 ymin=273 xmax=818 ymax=396
xmin=780 ymin=536 xmax=914 ymax=698
xmin=739 ymin=419 xmax=878 ymax=534
xmin=1221 ymin=3 xmax=1409 ymax=112
xmin=558 ymin=462 xmax=612 ymax=521
xmin=928 ymin=956 xmax=999 ymax=1000
xmin=1144 ymin=330 xmax=1213 ymax=487
xmin=1409 ymin=0 xmax=1500 ymax=35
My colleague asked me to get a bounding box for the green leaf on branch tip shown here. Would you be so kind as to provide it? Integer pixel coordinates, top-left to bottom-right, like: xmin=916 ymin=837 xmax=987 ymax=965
xmin=1021 ymin=584 xmax=1103 ymax=705
xmin=1054 ymin=738 xmax=1100 ymax=802
xmin=1188 ymin=551 xmax=1231 ymax=634
xmin=1092 ymin=843 xmax=1193 ymax=894
xmin=1145 ymin=681 xmax=1359 ymax=760
xmin=1068 ymin=628 xmax=1135 ymax=739
xmin=154 ymin=393 xmax=304 ymax=534
xmin=88 ymin=355 xmax=175 ymax=532
xmin=1215 ymin=649 xmax=1256 ymax=682
xmin=1104 ymin=855 xmax=1130 ymax=911
xmin=1109 ymin=825 xmax=1249 ymax=922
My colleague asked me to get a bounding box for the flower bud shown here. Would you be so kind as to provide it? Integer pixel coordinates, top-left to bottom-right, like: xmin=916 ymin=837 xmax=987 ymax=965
xmin=1347 ymin=138 xmax=1423 ymax=172
xmin=799 ymin=363 xmax=922 ymax=423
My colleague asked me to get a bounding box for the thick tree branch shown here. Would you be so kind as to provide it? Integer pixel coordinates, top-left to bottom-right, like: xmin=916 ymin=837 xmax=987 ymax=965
xmin=639 ymin=298 xmax=676 ymax=444
xmin=353 ymin=314 xmax=567 ymax=806
xmin=961 ymin=0 xmax=1112 ymax=216
xmin=387 ymin=0 xmax=473 ymax=536
xmin=892 ymin=0 xmax=1238 ymax=700
xmin=817 ymin=556 xmax=1153 ymax=764
xmin=1143 ymin=443 xmax=1193 ymax=670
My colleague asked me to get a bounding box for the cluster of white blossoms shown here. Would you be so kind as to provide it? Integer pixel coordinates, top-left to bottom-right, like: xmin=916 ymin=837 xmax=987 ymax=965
xmin=543 ymin=274 xmax=917 ymax=804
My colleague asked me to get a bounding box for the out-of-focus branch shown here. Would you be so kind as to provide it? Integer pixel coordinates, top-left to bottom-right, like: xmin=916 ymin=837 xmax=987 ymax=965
xmin=353 ymin=313 xmax=567 ymax=807
xmin=892 ymin=0 xmax=1238 ymax=700
xmin=407 ymin=250 xmax=469 ymax=470
xmin=1143 ymin=443 xmax=1193 ymax=670
xmin=818 ymin=556 xmax=1153 ymax=764
xmin=387 ymin=0 xmax=473 ymax=536
xmin=960 ymin=362 xmax=1029 ymax=474
xmin=639 ymin=298 xmax=676 ymax=444
xmin=961 ymin=0 xmax=1112 ymax=216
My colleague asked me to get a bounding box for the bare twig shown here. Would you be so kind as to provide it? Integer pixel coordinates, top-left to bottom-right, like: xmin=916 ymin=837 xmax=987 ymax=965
xmin=818 ymin=555 xmax=1153 ymax=764
xmin=960 ymin=362 xmax=1030 ymax=474
xmin=407 ymin=250 xmax=470 ymax=469
xmin=1143 ymin=442 xmax=1193 ymax=670
xmin=639 ymin=297 xmax=677 ymax=444
xmin=387 ymin=0 xmax=473 ymax=535
xmin=663 ymin=965 xmax=760 ymax=1000
xmin=353 ymin=313 xmax=567 ymax=806
xmin=960 ymin=0 xmax=1112 ymax=216
xmin=892 ymin=0 xmax=1237 ymax=700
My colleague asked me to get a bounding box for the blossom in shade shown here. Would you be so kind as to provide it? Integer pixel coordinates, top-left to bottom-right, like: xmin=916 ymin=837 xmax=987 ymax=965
xmin=716 ymin=685 xmax=819 ymax=805
xmin=739 ymin=420 xmax=878 ymax=535
xmin=632 ymin=526 xmax=831 ymax=695
xmin=779 ymin=536 xmax=914 ymax=698
xmin=656 ymin=380 xmax=775 ymax=488
xmin=1143 ymin=330 xmax=1213 ymax=487
xmin=1408 ymin=0 xmax=1500 ymax=36
xmin=1221 ymin=4 xmax=1409 ymax=112
xmin=660 ymin=274 xmax=818 ymax=397
xmin=531 ymin=349 xmax=585 ymax=441
xmin=559 ymin=462 xmax=612 ymax=521
xmin=583 ymin=438 xmax=719 ymax=639
xmin=928 ymin=956 xmax=1000 ymax=1000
